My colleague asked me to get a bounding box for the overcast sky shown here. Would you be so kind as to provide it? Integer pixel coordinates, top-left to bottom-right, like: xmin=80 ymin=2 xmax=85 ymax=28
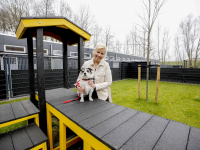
xmin=57 ymin=0 xmax=200 ymax=60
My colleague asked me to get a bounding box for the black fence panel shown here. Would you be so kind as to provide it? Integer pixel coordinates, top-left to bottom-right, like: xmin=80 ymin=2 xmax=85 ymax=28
xmin=121 ymin=62 xmax=129 ymax=79
xmin=184 ymin=68 xmax=200 ymax=84
xmin=11 ymin=69 xmax=64 ymax=96
xmin=159 ymin=68 xmax=183 ymax=83
xmin=112 ymin=68 xmax=121 ymax=81
xmin=0 ymin=71 xmax=6 ymax=100
xmin=68 ymin=69 xmax=78 ymax=88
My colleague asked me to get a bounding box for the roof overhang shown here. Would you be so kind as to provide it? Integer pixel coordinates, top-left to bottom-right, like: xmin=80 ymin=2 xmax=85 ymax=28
xmin=15 ymin=17 xmax=91 ymax=46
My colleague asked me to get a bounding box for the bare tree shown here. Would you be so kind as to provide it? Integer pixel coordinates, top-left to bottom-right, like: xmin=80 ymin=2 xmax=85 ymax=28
xmin=179 ymin=14 xmax=199 ymax=67
xmin=90 ymin=23 xmax=103 ymax=48
xmin=0 ymin=0 xmax=31 ymax=32
xmin=137 ymin=0 xmax=167 ymax=102
xmin=115 ymin=40 xmax=122 ymax=53
xmin=161 ymin=29 xmax=170 ymax=63
xmin=59 ymin=0 xmax=73 ymax=19
xmin=32 ymin=0 xmax=55 ymax=17
xmin=174 ymin=34 xmax=183 ymax=65
xmin=104 ymin=26 xmax=114 ymax=51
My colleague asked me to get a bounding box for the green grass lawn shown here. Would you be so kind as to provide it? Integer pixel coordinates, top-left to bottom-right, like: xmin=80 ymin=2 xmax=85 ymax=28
xmin=111 ymin=79 xmax=200 ymax=129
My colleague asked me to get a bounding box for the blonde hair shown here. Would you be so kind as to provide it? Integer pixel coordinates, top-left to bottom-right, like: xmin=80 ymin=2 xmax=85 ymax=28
xmin=93 ymin=44 xmax=107 ymax=54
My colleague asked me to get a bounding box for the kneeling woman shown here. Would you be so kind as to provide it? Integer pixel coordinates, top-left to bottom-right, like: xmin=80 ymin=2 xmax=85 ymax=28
xmin=77 ymin=44 xmax=112 ymax=102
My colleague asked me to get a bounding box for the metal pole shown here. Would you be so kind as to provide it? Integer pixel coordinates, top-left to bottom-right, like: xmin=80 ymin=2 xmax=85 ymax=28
xmin=3 ymin=57 xmax=9 ymax=99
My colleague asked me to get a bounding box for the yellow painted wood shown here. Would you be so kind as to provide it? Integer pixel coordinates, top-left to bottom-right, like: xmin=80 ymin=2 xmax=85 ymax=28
xmin=15 ymin=20 xmax=25 ymax=39
xmin=47 ymin=108 xmax=53 ymax=150
xmin=16 ymin=18 xmax=91 ymax=43
xmin=30 ymin=142 xmax=47 ymax=150
xmin=53 ymin=136 xmax=82 ymax=150
xmin=46 ymin=103 xmax=111 ymax=150
xmin=0 ymin=114 xmax=39 ymax=128
xmin=59 ymin=120 xmax=66 ymax=150
xmin=84 ymin=141 xmax=94 ymax=150
xmin=34 ymin=114 xmax=40 ymax=127
xmin=35 ymin=94 xmax=39 ymax=101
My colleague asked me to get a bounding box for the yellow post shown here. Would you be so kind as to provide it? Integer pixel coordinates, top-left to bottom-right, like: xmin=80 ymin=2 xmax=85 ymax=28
xmin=84 ymin=141 xmax=94 ymax=150
xmin=155 ymin=64 xmax=161 ymax=103
xmin=34 ymin=114 xmax=40 ymax=127
xmin=60 ymin=120 xmax=66 ymax=150
xmin=138 ymin=65 xmax=141 ymax=99
xmin=47 ymin=109 xmax=53 ymax=150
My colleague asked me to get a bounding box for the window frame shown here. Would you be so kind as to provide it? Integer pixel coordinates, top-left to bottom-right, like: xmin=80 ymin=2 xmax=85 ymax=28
xmin=4 ymin=45 xmax=25 ymax=53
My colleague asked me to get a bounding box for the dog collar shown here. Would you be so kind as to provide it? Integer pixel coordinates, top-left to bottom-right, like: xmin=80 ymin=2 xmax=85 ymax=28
xmin=82 ymin=79 xmax=89 ymax=81
xmin=82 ymin=78 xmax=95 ymax=81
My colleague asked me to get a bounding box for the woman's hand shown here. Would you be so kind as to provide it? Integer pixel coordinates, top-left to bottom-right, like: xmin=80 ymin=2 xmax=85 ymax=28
xmin=77 ymin=86 xmax=85 ymax=93
xmin=88 ymin=80 xmax=95 ymax=89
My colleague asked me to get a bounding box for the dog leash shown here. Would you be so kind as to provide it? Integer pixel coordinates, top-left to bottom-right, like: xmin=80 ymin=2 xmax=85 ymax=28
xmin=63 ymin=80 xmax=81 ymax=104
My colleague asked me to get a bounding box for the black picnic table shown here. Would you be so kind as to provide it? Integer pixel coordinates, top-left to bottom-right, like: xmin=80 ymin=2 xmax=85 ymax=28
xmin=45 ymin=88 xmax=200 ymax=150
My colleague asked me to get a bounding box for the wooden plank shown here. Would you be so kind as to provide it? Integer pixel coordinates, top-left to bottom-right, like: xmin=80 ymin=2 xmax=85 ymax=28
xmin=59 ymin=99 xmax=104 ymax=114
xmin=72 ymin=102 xmax=116 ymax=123
xmin=25 ymin=123 xmax=48 ymax=147
xmin=120 ymin=116 xmax=169 ymax=150
xmin=62 ymin=99 xmax=106 ymax=117
xmin=102 ymin=112 xmax=152 ymax=150
xmin=187 ymin=127 xmax=200 ymax=150
xmin=0 ymin=133 xmax=14 ymax=150
xmin=89 ymin=108 xmax=138 ymax=138
xmin=11 ymin=102 xmax=28 ymax=119
xmin=0 ymin=103 xmax=15 ymax=123
xmin=79 ymin=105 xmax=127 ymax=129
xmin=21 ymin=100 xmax=39 ymax=115
xmin=153 ymin=120 xmax=190 ymax=150
xmin=11 ymin=127 xmax=33 ymax=150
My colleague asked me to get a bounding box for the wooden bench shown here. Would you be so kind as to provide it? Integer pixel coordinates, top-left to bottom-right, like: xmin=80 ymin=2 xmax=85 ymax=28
xmin=0 ymin=100 xmax=48 ymax=150
xmin=41 ymin=88 xmax=200 ymax=150
xmin=0 ymin=123 xmax=48 ymax=150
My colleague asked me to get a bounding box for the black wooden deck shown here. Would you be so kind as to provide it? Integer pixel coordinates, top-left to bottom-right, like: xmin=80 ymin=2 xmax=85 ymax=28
xmin=0 ymin=123 xmax=48 ymax=150
xmin=46 ymin=88 xmax=200 ymax=150
xmin=0 ymin=100 xmax=39 ymax=124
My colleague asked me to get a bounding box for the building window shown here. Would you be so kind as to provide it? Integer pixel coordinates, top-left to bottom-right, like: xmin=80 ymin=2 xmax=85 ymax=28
xmin=53 ymin=50 xmax=62 ymax=56
xmin=127 ymin=58 xmax=130 ymax=61
xmin=131 ymin=58 xmax=135 ymax=61
xmin=105 ymin=56 xmax=109 ymax=60
xmin=122 ymin=57 xmax=126 ymax=61
xmin=33 ymin=48 xmax=48 ymax=55
xmin=4 ymin=45 xmax=25 ymax=53
xmin=116 ymin=57 xmax=121 ymax=61
xmin=84 ymin=53 xmax=91 ymax=59
xmin=110 ymin=56 xmax=115 ymax=61
xmin=70 ymin=52 xmax=78 ymax=57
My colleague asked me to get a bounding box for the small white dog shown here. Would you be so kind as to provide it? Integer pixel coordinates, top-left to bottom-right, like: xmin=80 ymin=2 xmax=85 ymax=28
xmin=77 ymin=68 xmax=94 ymax=102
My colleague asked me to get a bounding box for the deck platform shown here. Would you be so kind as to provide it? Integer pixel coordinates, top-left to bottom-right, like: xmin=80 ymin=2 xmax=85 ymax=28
xmin=44 ymin=88 xmax=200 ymax=150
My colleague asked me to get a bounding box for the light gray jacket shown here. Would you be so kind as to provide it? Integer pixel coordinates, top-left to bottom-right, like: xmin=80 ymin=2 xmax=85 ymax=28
xmin=77 ymin=58 xmax=112 ymax=102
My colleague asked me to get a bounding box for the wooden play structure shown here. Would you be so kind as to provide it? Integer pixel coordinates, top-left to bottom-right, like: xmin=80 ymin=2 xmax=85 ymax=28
xmin=0 ymin=17 xmax=200 ymax=150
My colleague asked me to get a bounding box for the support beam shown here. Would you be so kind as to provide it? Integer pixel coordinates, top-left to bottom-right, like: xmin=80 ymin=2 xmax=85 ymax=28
xmin=36 ymin=28 xmax=47 ymax=135
xmin=27 ymin=35 xmax=37 ymax=107
xmin=78 ymin=37 xmax=84 ymax=72
xmin=62 ymin=36 xmax=69 ymax=88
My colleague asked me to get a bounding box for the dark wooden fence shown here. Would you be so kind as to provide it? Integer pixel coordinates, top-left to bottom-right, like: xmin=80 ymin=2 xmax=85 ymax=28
xmin=121 ymin=62 xmax=200 ymax=84
xmin=0 ymin=70 xmax=6 ymax=99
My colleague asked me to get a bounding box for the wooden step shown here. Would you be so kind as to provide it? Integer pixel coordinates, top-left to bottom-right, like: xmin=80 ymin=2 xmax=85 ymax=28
xmin=0 ymin=123 xmax=48 ymax=150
